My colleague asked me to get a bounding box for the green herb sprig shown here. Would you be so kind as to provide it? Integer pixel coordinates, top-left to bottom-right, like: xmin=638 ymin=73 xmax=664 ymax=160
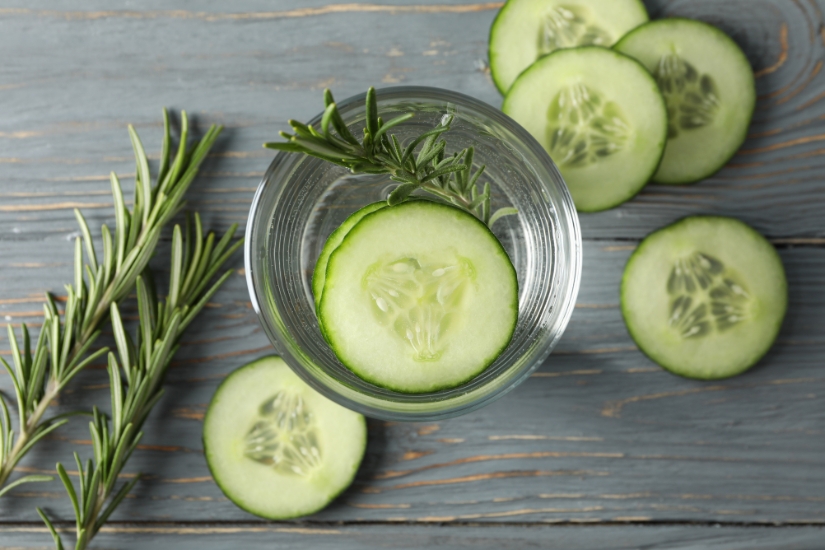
xmin=0 ymin=110 xmax=222 ymax=497
xmin=264 ymin=87 xmax=517 ymax=228
xmin=38 ymin=214 xmax=242 ymax=550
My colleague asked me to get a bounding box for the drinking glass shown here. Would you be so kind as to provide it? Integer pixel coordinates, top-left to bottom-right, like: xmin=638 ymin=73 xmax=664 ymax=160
xmin=245 ymin=86 xmax=581 ymax=421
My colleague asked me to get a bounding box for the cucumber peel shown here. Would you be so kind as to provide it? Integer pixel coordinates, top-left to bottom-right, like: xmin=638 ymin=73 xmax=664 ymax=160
xmin=615 ymin=18 xmax=756 ymax=184
xmin=313 ymin=201 xmax=387 ymax=311
xmin=489 ymin=0 xmax=649 ymax=94
xmin=503 ymin=46 xmax=668 ymax=212
xmin=203 ymin=356 xmax=367 ymax=519
xmin=621 ymin=216 xmax=787 ymax=379
xmin=319 ymin=201 xmax=518 ymax=393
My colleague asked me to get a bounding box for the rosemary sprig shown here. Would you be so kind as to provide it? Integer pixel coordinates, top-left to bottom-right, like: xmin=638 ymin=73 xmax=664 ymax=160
xmin=38 ymin=214 xmax=242 ymax=550
xmin=0 ymin=110 xmax=222 ymax=497
xmin=264 ymin=87 xmax=518 ymax=227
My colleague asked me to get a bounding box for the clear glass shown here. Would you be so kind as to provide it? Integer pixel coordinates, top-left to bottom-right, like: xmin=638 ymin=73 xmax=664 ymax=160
xmin=245 ymin=86 xmax=581 ymax=421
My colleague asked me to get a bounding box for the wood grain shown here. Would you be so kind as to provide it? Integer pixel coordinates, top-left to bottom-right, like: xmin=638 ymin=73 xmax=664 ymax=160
xmin=1 ymin=242 xmax=822 ymax=525
xmin=1 ymin=524 xmax=825 ymax=549
xmin=1 ymin=0 xmax=824 ymax=240
xmin=1 ymin=0 xmax=824 ymax=545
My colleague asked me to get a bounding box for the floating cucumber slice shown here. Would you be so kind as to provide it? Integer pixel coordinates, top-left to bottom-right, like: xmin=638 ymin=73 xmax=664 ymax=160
xmin=503 ymin=46 xmax=667 ymax=212
xmin=621 ymin=216 xmax=787 ymax=379
xmin=203 ymin=356 xmax=367 ymax=519
xmin=319 ymin=200 xmax=518 ymax=393
xmin=489 ymin=0 xmax=648 ymax=94
xmin=313 ymin=201 xmax=387 ymax=311
xmin=615 ymin=19 xmax=756 ymax=184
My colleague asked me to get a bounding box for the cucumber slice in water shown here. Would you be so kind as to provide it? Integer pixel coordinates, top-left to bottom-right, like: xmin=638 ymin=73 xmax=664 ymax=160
xmin=503 ymin=46 xmax=667 ymax=212
xmin=615 ymin=19 xmax=756 ymax=184
xmin=313 ymin=201 xmax=387 ymax=311
xmin=319 ymin=200 xmax=518 ymax=393
xmin=621 ymin=216 xmax=787 ymax=379
xmin=489 ymin=0 xmax=648 ymax=94
xmin=203 ymin=356 xmax=367 ymax=519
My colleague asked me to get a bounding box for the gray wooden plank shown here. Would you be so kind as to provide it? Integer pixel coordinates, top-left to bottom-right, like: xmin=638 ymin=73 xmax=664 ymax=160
xmin=1 ymin=241 xmax=822 ymax=524
xmin=2 ymin=0 xmax=824 ymax=534
xmin=1 ymin=0 xmax=825 ymax=240
xmin=1 ymin=524 xmax=825 ymax=550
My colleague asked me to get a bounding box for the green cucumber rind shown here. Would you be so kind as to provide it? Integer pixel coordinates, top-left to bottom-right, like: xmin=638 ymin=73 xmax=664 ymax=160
xmin=317 ymin=203 xmax=391 ymax=342
xmin=202 ymin=355 xmax=367 ymax=519
xmin=614 ymin=18 xmax=757 ymax=185
xmin=620 ymin=216 xmax=787 ymax=380
xmin=489 ymin=0 xmax=650 ymax=95
xmin=488 ymin=1 xmax=515 ymax=96
xmin=313 ymin=201 xmax=387 ymax=312
xmin=502 ymin=46 xmax=668 ymax=212
xmin=319 ymin=201 xmax=519 ymax=394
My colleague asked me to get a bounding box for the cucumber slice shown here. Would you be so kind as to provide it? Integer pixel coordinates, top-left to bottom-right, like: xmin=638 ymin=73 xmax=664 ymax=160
xmin=203 ymin=356 xmax=367 ymax=519
xmin=489 ymin=0 xmax=648 ymax=94
xmin=313 ymin=201 xmax=387 ymax=311
xmin=319 ymin=200 xmax=518 ymax=393
xmin=621 ymin=216 xmax=787 ymax=379
xmin=502 ymin=47 xmax=667 ymax=212
xmin=615 ymin=19 xmax=756 ymax=184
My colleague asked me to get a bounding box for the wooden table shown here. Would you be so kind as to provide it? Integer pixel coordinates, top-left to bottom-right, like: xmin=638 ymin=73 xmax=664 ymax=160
xmin=1 ymin=1 xmax=824 ymax=547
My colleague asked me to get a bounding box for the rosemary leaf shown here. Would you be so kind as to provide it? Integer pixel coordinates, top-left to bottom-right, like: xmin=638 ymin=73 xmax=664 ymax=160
xmin=365 ymin=87 xmax=379 ymax=144
xmin=401 ymin=124 xmax=450 ymax=165
xmin=36 ymin=508 xmax=65 ymax=550
xmin=387 ymin=182 xmax=418 ymax=205
xmin=321 ymin=102 xmax=337 ymax=139
xmin=128 ymin=125 xmax=152 ymax=227
xmin=416 ymin=139 xmax=446 ymax=169
xmin=179 ymin=214 xmax=205 ymax=303
xmin=420 ymin=163 xmax=468 ymax=183
xmin=0 ymin=475 xmax=53 ymax=499
xmin=263 ymin=141 xmax=306 ymax=153
xmin=158 ymin=108 xmax=171 ymax=187
xmin=373 ymin=113 xmax=413 ymax=141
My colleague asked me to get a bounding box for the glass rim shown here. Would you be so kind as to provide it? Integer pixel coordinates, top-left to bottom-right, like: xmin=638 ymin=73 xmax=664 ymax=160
xmin=245 ymin=85 xmax=582 ymax=421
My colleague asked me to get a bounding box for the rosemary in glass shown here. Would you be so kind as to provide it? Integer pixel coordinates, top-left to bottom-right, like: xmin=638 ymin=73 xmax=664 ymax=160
xmin=264 ymin=87 xmax=517 ymax=228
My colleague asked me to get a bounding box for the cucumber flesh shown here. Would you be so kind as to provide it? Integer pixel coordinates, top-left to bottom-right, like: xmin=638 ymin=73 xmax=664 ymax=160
xmin=203 ymin=356 xmax=367 ymax=519
xmin=615 ymin=19 xmax=756 ymax=184
xmin=621 ymin=216 xmax=787 ymax=379
xmin=502 ymin=46 xmax=668 ymax=212
xmin=489 ymin=0 xmax=649 ymax=94
xmin=313 ymin=201 xmax=386 ymax=311
xmin=319 ymin=201 xmax=518 ymax=393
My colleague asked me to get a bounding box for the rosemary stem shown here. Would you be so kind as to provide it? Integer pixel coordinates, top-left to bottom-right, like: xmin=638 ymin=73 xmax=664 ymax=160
xmin=0 ymin=379 xmax=61 ymax=489
xmin=83 ymin=484 xmax=109 ymax=546
xmin=421 ymin=182 xmax=473 ymax=208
